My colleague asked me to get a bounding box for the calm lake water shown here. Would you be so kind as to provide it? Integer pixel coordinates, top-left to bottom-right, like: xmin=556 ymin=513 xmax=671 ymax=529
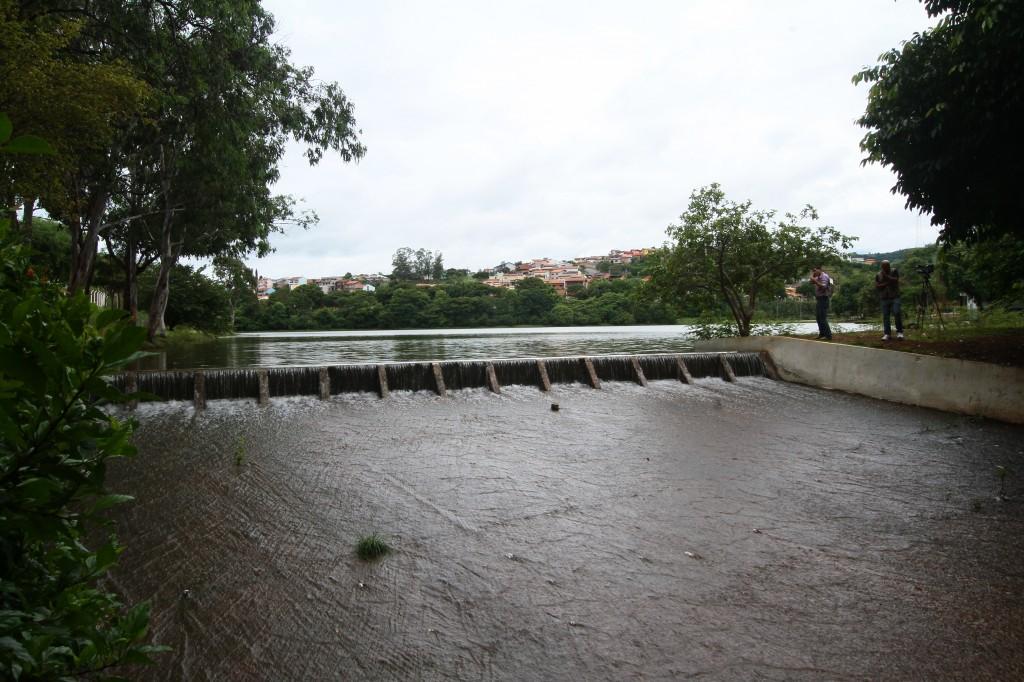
xmin=141 ymin=322 xmax=866 ymax=370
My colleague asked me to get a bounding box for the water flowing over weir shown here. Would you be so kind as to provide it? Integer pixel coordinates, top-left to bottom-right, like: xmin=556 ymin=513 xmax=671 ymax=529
xmin=111 ymin=352 xmax=767 ymax=404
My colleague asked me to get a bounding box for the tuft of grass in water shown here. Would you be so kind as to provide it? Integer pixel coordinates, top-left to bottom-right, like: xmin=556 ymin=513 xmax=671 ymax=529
xmin=234 ymin=437 xmax=246 ymax=466
xmin=356 ymin=534 xmax=391 ymax=561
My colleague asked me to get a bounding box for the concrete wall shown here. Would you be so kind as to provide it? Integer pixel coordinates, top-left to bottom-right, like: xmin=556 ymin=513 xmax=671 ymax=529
xmin=694 ymin=336 xmax=1024 ymax=424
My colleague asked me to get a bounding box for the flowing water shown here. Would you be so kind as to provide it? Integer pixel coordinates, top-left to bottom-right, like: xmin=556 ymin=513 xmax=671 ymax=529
xmin=139 ymin=323 xmax=869 ymax=370
xmin=109 ymin=377 xmax=1024 ymax=680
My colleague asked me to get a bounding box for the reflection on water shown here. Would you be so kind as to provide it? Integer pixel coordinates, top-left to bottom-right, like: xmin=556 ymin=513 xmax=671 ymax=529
xmin=139 ymin=323 xmax=865 ymax=370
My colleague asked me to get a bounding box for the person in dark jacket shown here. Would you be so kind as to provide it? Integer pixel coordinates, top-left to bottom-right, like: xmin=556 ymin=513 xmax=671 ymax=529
xmin=875 ymin=260 xmax=903 ymax=341
xmin=811 ymin=266 xmax=832 ymax=340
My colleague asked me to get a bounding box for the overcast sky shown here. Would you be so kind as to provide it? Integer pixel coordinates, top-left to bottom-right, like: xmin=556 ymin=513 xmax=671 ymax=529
xmin=252 ymin=0 xmax=937 ymax=279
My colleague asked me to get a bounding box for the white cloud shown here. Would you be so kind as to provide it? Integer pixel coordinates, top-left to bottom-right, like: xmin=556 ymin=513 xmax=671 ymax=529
xmin=252 ymin=0 xmax=937 ymax=278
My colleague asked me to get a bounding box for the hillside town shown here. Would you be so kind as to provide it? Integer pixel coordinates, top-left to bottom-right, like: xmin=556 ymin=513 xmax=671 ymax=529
xmin=256 ymin=248 xmax=656 ymax=300
xmin=255 ymin=246 xmax=890 ymax=302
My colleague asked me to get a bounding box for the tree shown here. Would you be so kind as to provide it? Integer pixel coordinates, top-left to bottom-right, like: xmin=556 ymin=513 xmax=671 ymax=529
xmin=391 ymin=247 xmax=414 ymax=280
xmin=214 ymin=256 xmax=258 ymax=330
xmin=382 ymin=286 xmax=436 ymax=328
xmin=853 ymin=0 xmax=1024 ymax=243
xmin=139 ymin=264 xmax=231 ymax=334
xmin=126 ymin=1 xmax=363 ymax=341
xmin=513 ymin=277 xmax=559 ymax=324
xmin=0 ymin=5 xmax=149 ymax=286
xmin=414 ymin=248 xmax=433 ymax=280
xmin=939 ymin=236 xmax=1024 ymax=308
xmin=655 ymin=184 xmax=854 ymax=336
xmin=3 ymin=2 xmax=365 ymax=340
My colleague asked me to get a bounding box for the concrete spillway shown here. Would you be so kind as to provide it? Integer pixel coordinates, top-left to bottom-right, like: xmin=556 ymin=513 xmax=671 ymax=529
xmin=113 ymin=352 xmax=768 ymax=406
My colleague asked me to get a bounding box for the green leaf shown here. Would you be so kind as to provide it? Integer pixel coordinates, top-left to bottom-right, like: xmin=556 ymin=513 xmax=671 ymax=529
xmin=0 ymin=636 xmax=34 ymax=665
xmin=17 ymin=478 xmax=62 ymax=505
xmin=0 ymin=113 xmax=11 ymax=143
xmin=89 ymin=494 xmax=134 ymax=514
xmin=1 ymin=135 xmax=57 ymax=155
xmin=101 ymin=326 xmax=146 ymax=363
xmin=94 ymin=308 xmax=126 ymax=330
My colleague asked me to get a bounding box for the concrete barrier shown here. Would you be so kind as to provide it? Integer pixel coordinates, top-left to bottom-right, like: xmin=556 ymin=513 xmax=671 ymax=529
xmin=694 ymin=336 xmax=1024 ymax=424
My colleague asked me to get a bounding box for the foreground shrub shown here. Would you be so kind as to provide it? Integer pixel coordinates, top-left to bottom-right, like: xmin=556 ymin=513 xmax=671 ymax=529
xmin=0 ymin=227 xmax=166 ymax=679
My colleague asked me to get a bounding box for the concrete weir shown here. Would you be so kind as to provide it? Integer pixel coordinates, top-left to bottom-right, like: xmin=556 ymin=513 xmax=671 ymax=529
xmin=696 ymin=336 xmax=1024 ymax=424
xmin=114 ymin=352 xmax=765 ymax=408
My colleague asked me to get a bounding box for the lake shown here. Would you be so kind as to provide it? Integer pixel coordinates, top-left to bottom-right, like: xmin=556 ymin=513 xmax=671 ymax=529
xmin=141 ymin=322 xmax=868 ymax=370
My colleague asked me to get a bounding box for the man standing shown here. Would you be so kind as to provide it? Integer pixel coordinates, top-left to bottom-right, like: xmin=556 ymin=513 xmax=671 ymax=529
xmin=811 ymin=266 xmax=832 ymax=340
xmin=875 ymin=260 xmax=904 ymax=341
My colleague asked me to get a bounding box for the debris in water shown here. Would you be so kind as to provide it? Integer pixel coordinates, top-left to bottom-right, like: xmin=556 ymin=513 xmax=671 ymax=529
xmin=753 ymin=528 xmax=762 ymax=534
xmin=505 ymin=552 xmax=517 ymax=560
xmin=358 ymin=581 xmax=366 ymax=589
xmin=551 ymin=403 xmax=560 ymax=412
xmin=568 ymin=620 xmax=583 ymax=627
xmin=546 ymin=578 xmax=557 ymax=585
xmin=684 ymin=551 xmax=702 ymax=559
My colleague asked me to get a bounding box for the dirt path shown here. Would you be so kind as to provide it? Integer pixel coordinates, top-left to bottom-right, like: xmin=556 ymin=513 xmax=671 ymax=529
xmin=794 ymin=327 xmax=1024 ymax=367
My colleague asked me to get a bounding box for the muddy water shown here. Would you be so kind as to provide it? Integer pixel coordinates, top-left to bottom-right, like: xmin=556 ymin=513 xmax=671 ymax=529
xmin=110 ymin=380 xmax=1024 ymax=680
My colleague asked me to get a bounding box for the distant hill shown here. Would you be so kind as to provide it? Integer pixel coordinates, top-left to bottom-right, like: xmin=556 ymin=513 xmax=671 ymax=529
xmin=852 ymin=246 xmax=929 ymax=263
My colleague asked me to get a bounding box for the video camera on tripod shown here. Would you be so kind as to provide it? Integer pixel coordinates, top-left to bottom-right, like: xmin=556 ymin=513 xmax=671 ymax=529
xmin=913 ymin=263 xmax=943 ymax=330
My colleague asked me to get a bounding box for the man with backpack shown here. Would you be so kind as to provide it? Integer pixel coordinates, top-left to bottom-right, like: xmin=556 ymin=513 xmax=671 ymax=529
xmin=811 ymin=265 xmax=833 ymax=341
xmin=875 ymin=260 xmax=904 ymax=341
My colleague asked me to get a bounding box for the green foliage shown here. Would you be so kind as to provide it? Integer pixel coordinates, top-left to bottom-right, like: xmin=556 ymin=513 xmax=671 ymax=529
xmin=234 ymin=437 xmax=246 ymax=467
xmin=0 ymin=226 xmax=166 ymax=679
xmin=390 ymin=247 xmax=444 ymax=281
xmin=654 ymin=184 xmax=855 ymax=336
xmin=236 ymin=270 xmax=675 ymax=331
xmin=139 ymin=264 xmax=231 ymax=334
xmin=854 ymin=0 xmax=1024 ymax=243
xmin=0 ymin=113 xmax=55 ymax=156
xmin=356 ymin=534 xmax=391 ymax=561
xmin=512 ymin=277 xmax=560 ymax=325
xmin=939 ymin=235 xmax=1024 ymax=308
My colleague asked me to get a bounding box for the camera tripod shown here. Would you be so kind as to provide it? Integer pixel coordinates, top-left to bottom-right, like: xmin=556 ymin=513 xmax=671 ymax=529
xmin=915 ymin=268 xmax=945 ymax=332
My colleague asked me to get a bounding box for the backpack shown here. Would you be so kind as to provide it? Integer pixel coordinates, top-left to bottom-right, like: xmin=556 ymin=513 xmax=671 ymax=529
xmin=825 ymin=275 xmax=836 ymax=297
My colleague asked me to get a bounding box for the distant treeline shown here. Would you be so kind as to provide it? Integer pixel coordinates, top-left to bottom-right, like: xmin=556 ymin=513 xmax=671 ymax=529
xmin=236 ymin=277 xmax=677 ymax=331
xmin=21 ymin=216 xmax=1013 ymax=333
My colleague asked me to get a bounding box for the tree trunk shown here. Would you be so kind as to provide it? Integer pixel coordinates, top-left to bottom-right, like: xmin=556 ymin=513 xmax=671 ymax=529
xmin=146 ymin=199 xmax=178 ymax=342
xmin=147 ymin=257 xmax=172 ymax=341
xmin=21 ymin=198 xmax=34 ymax=236
xmin=68 ymin=190 xmax=110 ymax=295
xmin=126 ymin=235 xmax=139 ymax=322
xmin=737 ymin=314 xmax=752 ymax=337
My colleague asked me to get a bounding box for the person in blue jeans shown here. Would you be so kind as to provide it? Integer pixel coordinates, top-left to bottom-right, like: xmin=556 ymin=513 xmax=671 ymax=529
xmin=811 ymin=266 xmax=832 ymax=340
xmin=875 ymin=260 xmax=904 ymax=341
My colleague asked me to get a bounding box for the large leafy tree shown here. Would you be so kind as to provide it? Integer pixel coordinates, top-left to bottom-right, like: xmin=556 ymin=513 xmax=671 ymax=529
xmin=0 ymin=2 xmax=149 ymax=261
xmin=655 ymin=184 xmax=854 ymax=336
xmin=113 ymin=0 xmax=363 ymax=341
xmin=3 ymin=1 xmax=365 ymax=340
xmin=853 ymin=0 xmax=1024 ymax=243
